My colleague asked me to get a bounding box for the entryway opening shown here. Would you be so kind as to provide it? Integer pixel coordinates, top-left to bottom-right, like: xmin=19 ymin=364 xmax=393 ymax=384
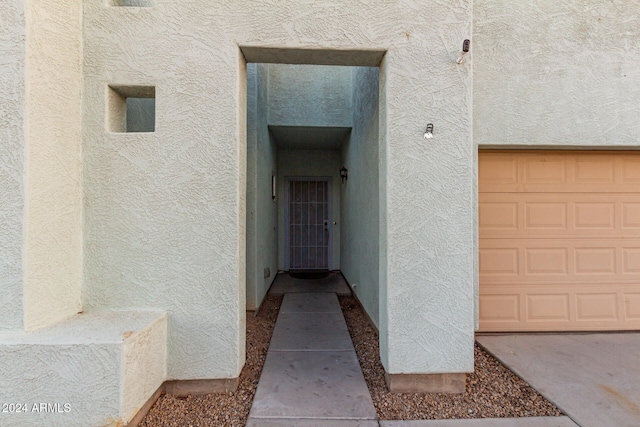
xmin=243 ymin=47 xmax=384 ymax=335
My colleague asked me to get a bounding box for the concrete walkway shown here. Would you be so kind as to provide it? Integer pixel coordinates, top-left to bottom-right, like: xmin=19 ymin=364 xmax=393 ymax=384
xmin=247 ymin=274 xmax=581 ymax=426
xmin=477 ymin=334 xmax=640 ymax=427
xmin=247 ymin=292 xmax=377 ymax=426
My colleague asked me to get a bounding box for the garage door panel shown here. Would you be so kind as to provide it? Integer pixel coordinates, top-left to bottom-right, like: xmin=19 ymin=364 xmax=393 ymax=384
xmin=524 ymin=202 xmax=567 ymax=230
xmin=524 ymin=156 xmax=567 ymax=185
xmin=480 ymin=151 xmax=640 ymax=332
xmin=479 ymin=154 xmax=518 ymax=186
xmin=482 ymin=240 xmax=640 ymax=283
xmin=481 ymin=285 xmax=640 ymax=331
xmin=479 ymin=295 xmax=520 ymax=322
xmin=625 ymin=294 xmax=640 ymax=320
xmin=525 ymin=248 xmax=569 ymax=276
xmin=576 ymin=293 xmax=618 ymax=321
xmin=622 ymin=158 xmax=640 ymax=183
xmin=481 ymin=194 xmax=640 ymax=239
xmin=479 ymin=202 xmax=518 ymax=230
xmin=479 ymin=248 xmax=519 ymax=276
xmin=622 ymin=203 xmax=640 ymax=228
xmin=574 ymin=156 xmax=615 ymax=184
xmin=574 ymin=247 xmax=616 ymax=275
xmin=526 ymin=294 xmax=570 ymax=322
xmin=623 ymin=248 xmax=640 ymax=273
xmin=574 ymin=202 xmax=616 ymax=229
xmin=479 ymin=151 xmax=640 ymax=193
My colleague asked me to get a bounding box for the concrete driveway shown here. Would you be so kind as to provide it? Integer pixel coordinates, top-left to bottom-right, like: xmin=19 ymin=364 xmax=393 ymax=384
xmin=477 ymin=333 xmax=640 ymax=427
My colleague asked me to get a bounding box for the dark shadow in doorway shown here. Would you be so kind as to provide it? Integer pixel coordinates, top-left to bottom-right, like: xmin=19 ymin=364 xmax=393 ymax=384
xmin=268 ymin=271 xmax=351 ymax=295
xmin=289 ymin=271 xmax=330 ymax=280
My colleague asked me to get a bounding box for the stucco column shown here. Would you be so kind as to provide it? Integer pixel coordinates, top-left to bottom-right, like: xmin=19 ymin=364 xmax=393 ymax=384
xmin=0 ymin=0 xmax=83 ymax=334
xmin=23 ymin=0 xmax=83 ymax=332
xmin=379 ymin=44 xmax=475 ymax=393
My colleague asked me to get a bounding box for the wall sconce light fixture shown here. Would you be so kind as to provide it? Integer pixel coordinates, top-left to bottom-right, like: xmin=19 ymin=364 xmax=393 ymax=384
xmin=340 ymin=167 xmax=348 ymax=183
xmin=424 ymin=123 xmax=434 ymax=139
xmin=457 ymin=39 xmax=471 ymax=64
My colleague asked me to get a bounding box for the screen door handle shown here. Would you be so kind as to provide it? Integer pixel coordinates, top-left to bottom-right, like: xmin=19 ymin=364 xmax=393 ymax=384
xmin=323 ymin=220 xmax=329 ymax=230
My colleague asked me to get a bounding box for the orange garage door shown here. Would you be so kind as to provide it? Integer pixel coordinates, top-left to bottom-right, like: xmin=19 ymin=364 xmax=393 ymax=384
xmin=479 ymin=151 xmax=640 ymax=332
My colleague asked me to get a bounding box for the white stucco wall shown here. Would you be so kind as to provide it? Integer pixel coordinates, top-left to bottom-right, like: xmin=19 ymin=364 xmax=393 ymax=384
xmin=277 ymin=149 xmax=342 ymax=271
xmin=83 ymin=0 xmax=474 ymax=378
xmin=246 ymin=63 xmax=278 ymax=310
xmin=474 ymin=0 xmax=640 ymax=148
xmin=0 ymin=311 xmax=167 ymax=427
xmin=379 ymin=8 xmax=474 ymax=374
xmin=121 ymin=312 xmax=167 ymax=423
xmin=341 ymin=67 xmax=380 ymax=327
xmin=83 ymin=3 xmax=247 ymax=379
xmin=268 ymin=64 xmax=353 ymax=128
xmin=23 ymin=0 xmax=83 ymax=331
xmin=0 ymin=0 xmax=25 ymax=332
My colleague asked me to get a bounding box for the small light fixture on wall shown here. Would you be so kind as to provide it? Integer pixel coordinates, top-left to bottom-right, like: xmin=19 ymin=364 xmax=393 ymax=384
xmin=457 ymin=39 xmax=471 ymax=64
xmin=340 ymin=167 xmax=348 ymax=183
xmin=424 ymin=123 xmax=434 ymax=139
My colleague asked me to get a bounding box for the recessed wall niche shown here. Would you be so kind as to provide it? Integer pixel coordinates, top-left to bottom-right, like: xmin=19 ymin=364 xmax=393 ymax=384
xmin=110 ymin=0 xmax=152 ymax=7
xmin=107 ymin=85 xmax=155 ymax=133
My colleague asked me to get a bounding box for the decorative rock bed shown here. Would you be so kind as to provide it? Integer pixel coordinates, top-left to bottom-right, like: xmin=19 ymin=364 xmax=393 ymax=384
xmin=140 ymin=294 xmax=562 ymax=426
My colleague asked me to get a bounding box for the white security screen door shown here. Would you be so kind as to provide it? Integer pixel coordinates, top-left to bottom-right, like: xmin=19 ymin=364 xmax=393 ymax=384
xmin=286 ymin=178 xmax=331 ymax=270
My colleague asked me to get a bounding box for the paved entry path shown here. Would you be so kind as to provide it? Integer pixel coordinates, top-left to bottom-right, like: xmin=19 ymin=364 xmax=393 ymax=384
xmin=247 ymin=292 xmax=378 ymax=426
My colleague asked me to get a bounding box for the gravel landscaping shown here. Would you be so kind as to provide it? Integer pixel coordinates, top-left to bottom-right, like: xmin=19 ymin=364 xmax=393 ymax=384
xmin=140 ymin=293 xmax=562 ymax=426
xmin=339 ymin=295 xmax=563 ymax=420
xmin=139 ymin=295 xmax=283 ymax=427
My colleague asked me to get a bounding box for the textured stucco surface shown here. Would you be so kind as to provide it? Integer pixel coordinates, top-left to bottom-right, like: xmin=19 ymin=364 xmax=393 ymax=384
xmin=268 ymin=64 xmax=353 ymax=128
xmin=122 ymin=312 xmax=167 ymax=422
xmin=83 ymin=0 xmax=474 ymax=377
xmin=82 ymin=6 xmax=248 ymax=379
xmin=474 ymin=0 xmax=640 ymax=148
xmin=0 ymin=343 xmax=120 ymax=427
xmin=246 ymin=63 xmax=278 ymax=310
xmin=0 ymin=0 xmax=25 ymax=332
xmin=277 ymin=149 xmax=342 ymax=271
xmin=0 ymin=311 xmax=167 ymax=427
xmin=341 ymin=67 xmax=380 ymax=328
xmin=23 ymin=0 xmax=83 ymax=331
xmin=378 ymin=6 xmax=475 ymax=373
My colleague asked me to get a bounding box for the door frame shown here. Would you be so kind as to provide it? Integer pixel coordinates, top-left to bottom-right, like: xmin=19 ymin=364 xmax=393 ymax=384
xmin=284 ymin=176 xmax=333 ymax=271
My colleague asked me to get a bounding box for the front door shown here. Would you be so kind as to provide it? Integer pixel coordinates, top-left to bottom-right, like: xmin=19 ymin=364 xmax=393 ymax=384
xmin=286 ymin=178 xmax=331 ymax=271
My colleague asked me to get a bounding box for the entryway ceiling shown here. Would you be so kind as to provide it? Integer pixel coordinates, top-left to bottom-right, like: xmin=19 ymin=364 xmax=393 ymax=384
xmin=269 ymin=125 xmax=351 ymax=150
